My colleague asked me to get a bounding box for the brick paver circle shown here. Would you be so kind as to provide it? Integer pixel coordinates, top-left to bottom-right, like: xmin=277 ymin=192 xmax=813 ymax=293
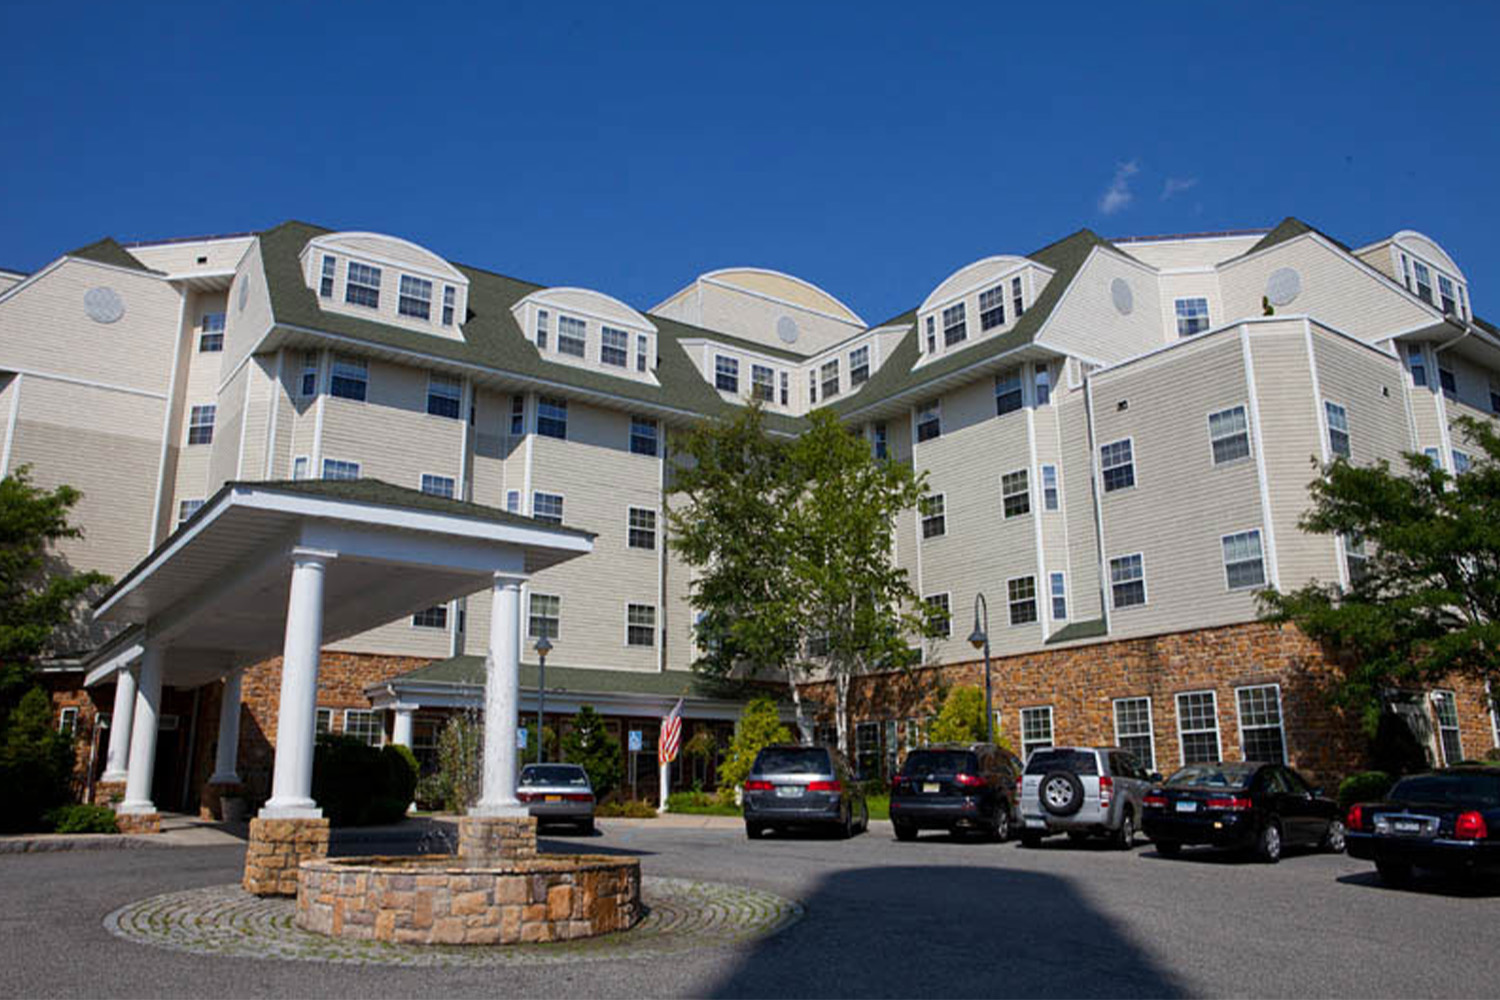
xmin=104 ymin=877 xmax=803 ymax=967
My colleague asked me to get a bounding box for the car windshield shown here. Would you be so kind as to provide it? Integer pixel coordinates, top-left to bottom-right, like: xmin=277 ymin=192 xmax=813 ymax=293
xmin=753 ymin=748 xmax=830 ymax=775
xmin=1025 ymin=749 xmax=1098 ymax=776
xmin=1390 ymin=772 xmax=1500 ymax=808
xmin=1165 ymin=764 xmax=1255 ymax=789
xmin=519 ymin=765 xmax=589 ymax=787
xmin=902 ymin=750 xmax=975 ymax=775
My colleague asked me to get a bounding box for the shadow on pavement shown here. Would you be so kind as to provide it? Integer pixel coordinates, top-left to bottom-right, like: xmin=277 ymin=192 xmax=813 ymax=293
xmin=1336 ymin=868 xmax=1500 ymax=898
xmin=325 ymin=818 xmax=654 ymax=858
xmin=708 ymin=865 xmax=1185 ymax=999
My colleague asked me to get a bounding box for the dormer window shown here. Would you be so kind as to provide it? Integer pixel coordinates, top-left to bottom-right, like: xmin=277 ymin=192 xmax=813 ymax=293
xmin=943 ymin=303 xmax=967 ymax=346
xmin=442 ymin=285 xmax=456 ymax=326
xmin=821 ymin=360 xmax=840 ymax=400
xmin=601 ymin=326 xmax=629 ymax=368
xmin=1012 ymin=276 xmax=1025 ymax=318
xmin=536 ymin=310 xmax=549 ymax=349
xmin=715 ymin=356 xmax=739 ymax=393
xmin=1413 ymin=261 xmax=1433 ymax=304
xmin=850 ymin=345 xmax=870 ymax=386
xmin=345 ymin=262 xmax=381 ymax=309
xmin=399 ymin=276 xmax=432 ymax=320
xmin=925 ymin=317 xmax=937 ymax=354
xmin=780 ymin=372 xmax=789 ymax=406
xmin=558 ymin=315 xmax=587 ymax=358
xmin=1438 ymin=275 xmax=1457 ymax=316
xmin=636 ymin=334 xmax=649 ymax=372
xmin=979 ymin=285 xmax=1006 ymax=330
xmin=319 ymin=255 xmax=336 ymax=298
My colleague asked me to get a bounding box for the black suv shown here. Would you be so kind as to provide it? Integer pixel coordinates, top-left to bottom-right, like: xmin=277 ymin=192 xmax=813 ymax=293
xmin=890 ymin=742 xmax=1023 ymax=841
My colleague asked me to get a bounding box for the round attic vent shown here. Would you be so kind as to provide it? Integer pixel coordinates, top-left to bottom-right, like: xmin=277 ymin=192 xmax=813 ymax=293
xmin=1110 ymin=277 xmax=1134 ymax=316
xmin=237 ymin=275 xmax=250 ymax=312
xmin=1266 ymin=267 xmax=1302 ymax=307
xmin=83 ymin=287 xmax=125 ymax=324
xmin=776 ymin=315 xmax=799 ymax=344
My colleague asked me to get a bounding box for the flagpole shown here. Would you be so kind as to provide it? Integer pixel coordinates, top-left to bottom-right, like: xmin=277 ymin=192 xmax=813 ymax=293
xmin=658 ymin=757 xmax=670 ymax=814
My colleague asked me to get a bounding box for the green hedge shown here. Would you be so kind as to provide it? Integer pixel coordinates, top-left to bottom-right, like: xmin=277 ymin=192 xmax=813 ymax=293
xmin=46 ymin=804 xmax=118 ymax=834
xmin=311 ymin=736 xmax=418 ymax=826
xmin=666 ymin=790 xmax=740 ymax=816
xmin=1338 ymin=770 xmax=1394 ymax=811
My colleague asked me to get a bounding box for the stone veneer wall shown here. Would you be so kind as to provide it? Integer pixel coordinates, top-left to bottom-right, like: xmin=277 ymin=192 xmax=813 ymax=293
xmin=243 ymin=818 xmax=330 ymax=896
xmin=803 ymin=622 xmax=1498 ymax=784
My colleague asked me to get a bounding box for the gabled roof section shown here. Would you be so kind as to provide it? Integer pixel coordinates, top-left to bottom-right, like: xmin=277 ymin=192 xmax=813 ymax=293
xmin=65 ymin=237 xmax=161 ymax=274
xmin=1241 ymin=217 xmax=1352 ymax=257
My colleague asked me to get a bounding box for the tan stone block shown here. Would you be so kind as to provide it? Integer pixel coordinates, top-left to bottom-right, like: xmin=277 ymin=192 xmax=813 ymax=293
xmin=523 ymin=903 xmax=546 ymax=922
xmin=374 ymin=910 xmax=396 ymax=941
xmin=520 ymin=921 xmax=548 ymax=943
xmin=431 ymin=917 xmax=466 ymax=945
xmin=501 ymin=905 xmax=522 ymax=942
xmin=494 ymin=877 xmax=526 ymax=905
xmin=412 ymin=892 xmax=433 ymax=930
xmin=451 ymin=890 xmax=488 ymax=917
xmin=547 ymin=885 xmax=572 ymax=921
xmin=465 ymin=925 xmax=501 ymax=945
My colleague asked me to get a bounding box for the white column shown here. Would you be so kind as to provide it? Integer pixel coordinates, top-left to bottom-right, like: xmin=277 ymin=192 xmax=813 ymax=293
xmin=208 ymin=668 xmax=244 ymax=784
xmin=391 ymin=705 xmax=415 ymax=747
xmin=118 ymin=645 xmax=164 ymax=815
xmin=261 ymin=548 xmax=334 ymax=819
xmin=101 ymin=665 xmax=137 ymax=782
xmin=473 ymin=573 xmax=526 ymax=817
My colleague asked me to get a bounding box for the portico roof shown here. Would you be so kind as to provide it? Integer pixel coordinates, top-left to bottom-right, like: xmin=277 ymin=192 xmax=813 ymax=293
xmin=83 ymin=479 xmax=594 ymax=687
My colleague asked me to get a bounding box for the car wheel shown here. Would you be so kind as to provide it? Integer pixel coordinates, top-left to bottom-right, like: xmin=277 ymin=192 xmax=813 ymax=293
xmin=1021 ymin=831 xmax=1043 ymax=849
xmin=1153 ymin=839 xmax=1181 ymax=858
xmin=746 ymin=822 xmax=764 ymax=840
xmin=1321 ymin=819 xmax=1346 ymax=853
xmin=893 ymin=821 xmax=918 ymax=842
xmin=860 ymin=801 xmax=870 ymax=834
xmin=839 ymin=807 xmax=854 ymax=840
xmin=1254 ymin=820 xmax=1283 ymax=864
xmin=1376 ymin=859 xmax=1412 ymax=886
xmin=1041 ymin=771 xmax=1086 ymax=817
xmin=993 ymin=804 xmax=1011 ymax=842
xmin=1112 ymin=809 xmax=1136 ymax=850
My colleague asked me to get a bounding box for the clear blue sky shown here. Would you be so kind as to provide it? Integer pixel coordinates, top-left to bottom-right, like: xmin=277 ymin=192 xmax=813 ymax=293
xmin=3 ymin=1 xmax=1497 ymax=325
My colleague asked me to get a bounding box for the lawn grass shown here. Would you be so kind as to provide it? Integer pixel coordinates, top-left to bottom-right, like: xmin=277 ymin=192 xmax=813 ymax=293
xmin=865 ymin=794 xmax=890 ymax=821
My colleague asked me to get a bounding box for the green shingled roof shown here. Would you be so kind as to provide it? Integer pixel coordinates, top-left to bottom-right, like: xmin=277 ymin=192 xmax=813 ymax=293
xmin=389 ymin=655 xmax=743 ymax=700
xmin=1046 ymin=618 xmax=1109 ymax=645
xmin=66 ymin=237 xmax=160 ymax=274
xmin=1241 ymin=216 xmax=1351 ymax=257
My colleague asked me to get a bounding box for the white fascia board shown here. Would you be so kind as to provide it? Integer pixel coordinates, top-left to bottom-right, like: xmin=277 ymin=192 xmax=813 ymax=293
xmin=366 ymin=678 xmax=745 ymax=719
xmin=83 ymin=639 xmax=146 ymax=687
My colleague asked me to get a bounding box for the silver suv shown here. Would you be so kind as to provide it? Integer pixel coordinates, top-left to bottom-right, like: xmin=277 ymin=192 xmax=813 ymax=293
xmin=1018 ymin=746 xmax=1157 ymax=849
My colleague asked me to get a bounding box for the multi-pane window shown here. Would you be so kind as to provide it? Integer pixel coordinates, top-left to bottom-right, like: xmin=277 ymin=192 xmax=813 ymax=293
xmin=850 ymin=346 xmax=870 ymax=386
xmin=1100 ymin=439 xmax=1135 ymax=492
xmin=629 ymin=416 xmax=659 ymax=456
xmin=1406 ymin=344 xmax=1427 ymax=387
xmin=1041 ymin=465 xmax=1059 ymax=511
xmin=1034 ymin=366 xmax=1051 ymax=406
xmin=1432 ymin=690 xmax=1462 ymax=765
xmin=330 ymin=354 xmax=367 ymax=401
xmin=1413 ymin=260 xmax=1433 ymax=303
xmin=1208 ymin=405 xmax=1251 ymax=465
xmin=636 ymin=334 xmax=649 ymax=372
xmin=855 ymin=721 xmax=881 ymax=780
xmin=1490 ymin=387 xmax=1500 ymax=416
xmin=292 ymin=456 xmax=309 ymax=480
xmin=505 ymin=490 xmax=520 ymax=513
xmin=627 ymin=604 xmax=656 ymax=647
xmin=299 ymin=351 xmax=320 ymax=396
xmin=57 ymin=706 xmax=77 ymax=736
xmin=412 ymin=605 xmax=448 ymax=629
xmin=920 ymin=494 xmax=946 ymax=539
xmin=925 ymin=593 xmax=951 ymax=638
xmin=535 ymin=309 xmax=549 ymax=350
xmin=1222 ymin=529 xmax=1266 ymax=590
xmin=779 ymin=371 xmax=789 ymax=406
xmin=1344 ymin=532 xmax=1369 ymax=585
xmin=924 ymin=316 xmax=937 ymax=354
xmin=1113 ymin=697 xmax=1155 ymax=770
xmin=322 ymin=459 xmax=360 ymax=480
xmin=199 ymin=312 xmax=225 ymax=352
xmin=529 ymin=594 xmax=560 ymax=639
xmin=872 ymin=422 xmax=888 ymax=460
xmin=820 ymin=360 xmax=840 ymax=400
xmin=178 ymin=498 xmax=204 ymax=524
xmin=441 ymin=285 xmax=456 ymax=326
xmin=1110 ymin=553 xmax=1146 ymax=609
xmin=319 ymin=255 xmax=336 ymax=298
xmin=1453 ymin=450 xmax=1473 ymax=474
xmin=600 ymin=326 xmax=629 ymax=368
xmin=316 ymin=708 xmax=332 ymax=735
xmin=751 ymin=364 xmax=775 ymax=402
xmin=1011 ymin=275 xmax=1025 ymax=318
xmin=809 ymin=379 xmax=817 ymax=406
xmin=1438 ymin=275 xmax=1457 ymax=316
xmin=557 ymin=315 xmax=587 ymax=357
xmin=427 ymin=373 xmax=462 ymax=418
xmin=1236 ymin=685 xmax=1286 ymax=763
xmin=1176 ymin=691 xmax=1221 ymax=765
xmin=344 ymin=710 xmax=382 ymax=746
xmin=509 ymin=395 xmax=525 ymax=436
xmin=916 ymin=401 xmax=941 ymax=442
xmin=1020 ymin=706 xmax=1053 ymax=759
xmin=1439 ymin=366 xmax=1457 ymax=399
xmin=420 ymin=474 xmax=455 ymax=498
xmin=1050 ymin=572 xmax=1067 ymax=621
xmin=398 ymin=275 xmax=432 ymax=319
xmin=1324 ymin=401 xmax=1350 ymax=458
xmin=627 ymin=507 xmax=657 ymax=550
xmin=187 ymin=404 xmax=215 ymax=445
xmin=1001 ymin=469 xmax=1030 ymax=518
xmin=1400 ymin=253 xmax=1412 ymax=290
xmin=1175 ymin=297 xmax=1210 ymax=337
xmin=994 ymin=368 xmax=1023 ymax=415
xmin=942 ymin=303 xmax=967 ymax=346
xmin=1008 ymin=576 xmax=1037 ymax=625
xmin=715 ymin=356 xmax=739 ymax=393
xmin=532 ymin=492 xmax=564 ymax=524
xmin=536 ymin=396 xmax=567 ymax=439
xmin=345 ymin=261 xmax=381 ymax=308
xmin=979 ymin=285 xmax=1006 ymax=330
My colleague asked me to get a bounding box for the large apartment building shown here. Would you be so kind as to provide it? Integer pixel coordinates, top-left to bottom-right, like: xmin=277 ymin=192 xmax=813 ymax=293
xmin=3 ymin=216 xmax=1497 ymax=812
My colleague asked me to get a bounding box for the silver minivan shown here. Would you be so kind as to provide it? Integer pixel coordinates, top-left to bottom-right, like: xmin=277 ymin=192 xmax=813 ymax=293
xmin=1018 ymin=746 xmax=1157 ymax=849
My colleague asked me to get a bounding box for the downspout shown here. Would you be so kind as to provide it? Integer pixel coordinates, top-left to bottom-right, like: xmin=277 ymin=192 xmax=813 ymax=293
xmin=1082 ymin=371 xmax=1110 ymax=632
xmin=149 ymin=289 xmax=190 ymax=547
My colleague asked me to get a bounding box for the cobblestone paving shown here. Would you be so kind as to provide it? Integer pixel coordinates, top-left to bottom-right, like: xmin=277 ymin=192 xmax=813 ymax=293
xmin=104 ymin=877 xmax=804 ymax=967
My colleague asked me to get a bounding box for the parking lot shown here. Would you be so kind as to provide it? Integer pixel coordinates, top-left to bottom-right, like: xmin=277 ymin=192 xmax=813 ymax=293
xmin=2 ymin=817 xmax=1497 ymax=999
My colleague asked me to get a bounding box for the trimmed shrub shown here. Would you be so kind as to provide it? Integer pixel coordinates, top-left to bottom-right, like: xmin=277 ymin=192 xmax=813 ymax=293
xmin=597 ymin=799 xmax=657 ymax=818
xmin=1338 ymin=770 xmax=1394 ymax=811
xmin=311 ymin=736 xmax=416 ymax=826
xmin=666 ymin=790 xmax=739 ymax=816
xmin=46 ymin=803 xmax=118 ymax=834
xmin=0 ymin=688 xmax=75 ymax=833
xmin=413 ymin=772 xmax=448 ymax=812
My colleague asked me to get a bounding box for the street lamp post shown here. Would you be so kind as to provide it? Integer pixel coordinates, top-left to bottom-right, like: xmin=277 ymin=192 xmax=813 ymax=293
xmin=534 ymin=635 xmax=552 ymax=765
xmin=967 ymin=594 xmax=993 ymax=744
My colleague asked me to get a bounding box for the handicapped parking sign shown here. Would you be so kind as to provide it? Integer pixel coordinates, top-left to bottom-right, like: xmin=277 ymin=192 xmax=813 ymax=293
xmin=628 ymin=729 xmax=643 ymax=752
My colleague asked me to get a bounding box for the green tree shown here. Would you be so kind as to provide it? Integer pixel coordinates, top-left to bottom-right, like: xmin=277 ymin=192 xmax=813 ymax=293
xmin=716 ymin=696 xmax=792 ymax=798
xmin=435 ymin=712 xmax=482 ymax=812
xmin=560 ymin=705 xmax=623 ymax=800
xmin=927 ymin=686 xmax=987 ymax=743
xmin=0 ymin=688 xmax=75 ymax=832
xmin=1260 ymin=415 xmax=1500 ymax=733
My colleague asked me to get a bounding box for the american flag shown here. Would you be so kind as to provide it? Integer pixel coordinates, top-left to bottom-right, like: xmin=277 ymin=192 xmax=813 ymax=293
xmin=659 ymin=699 xmax=684 ymax=766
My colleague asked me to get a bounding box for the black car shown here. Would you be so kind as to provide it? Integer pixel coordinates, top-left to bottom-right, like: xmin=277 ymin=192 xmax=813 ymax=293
xmin=1345 ymin=766 xmax=1500 ymax=885
xmin=1142 ymin=761 xmax=1343 ymax=863
xmin=743 ymin=744 xmax=868 ymax=839
xmin=889 ymin=743 xmax=1022 ymax=841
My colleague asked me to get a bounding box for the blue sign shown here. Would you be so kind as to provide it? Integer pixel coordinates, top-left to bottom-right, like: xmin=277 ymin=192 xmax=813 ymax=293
xmin=628 ymin=729 xmax=643 ymax=752
xmin=517 ymin=728 xmax=528 ymax=749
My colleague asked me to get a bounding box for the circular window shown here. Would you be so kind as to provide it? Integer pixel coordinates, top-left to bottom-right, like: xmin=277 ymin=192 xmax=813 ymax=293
xmin=1110 ymin=277 xmax=1134 ymax=316
xmin=776 ymin=316 xmax=799 ymax=344
xmin=83 ymin=287 xmax=125 ymax=324
xmin=1266 ymin=267 xmax=1302 ymax=307
xmin=238 ymin=275 xmax=250 ymax=313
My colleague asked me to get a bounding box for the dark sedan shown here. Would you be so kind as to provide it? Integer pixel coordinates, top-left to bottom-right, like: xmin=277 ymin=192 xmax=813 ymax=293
xmin=1345 ymin=766 xmax=1500 ymax=886
xmin=1142 ymin=762 xmax=1343 ymax=863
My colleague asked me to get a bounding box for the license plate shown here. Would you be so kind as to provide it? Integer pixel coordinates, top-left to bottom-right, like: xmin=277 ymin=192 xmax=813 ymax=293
xmin=1393 ymin=820 xmax=1421 ymax=835
xmin=545 ymin=795 xmax=561 ymax=803
xmin=776 ymin=785 xmax=803 ymax=798
xmin=1175 ymin=801 xmax=1198 ymax=813
xmin=923 ymin=783 xmax=940 ymax=794
xmin=1025 ymin=816 xmax=1046 ymax=829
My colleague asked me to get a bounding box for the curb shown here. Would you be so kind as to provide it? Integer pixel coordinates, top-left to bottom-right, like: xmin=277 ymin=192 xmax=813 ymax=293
xmin=0 ymin=835 xmax=169 ymax=854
